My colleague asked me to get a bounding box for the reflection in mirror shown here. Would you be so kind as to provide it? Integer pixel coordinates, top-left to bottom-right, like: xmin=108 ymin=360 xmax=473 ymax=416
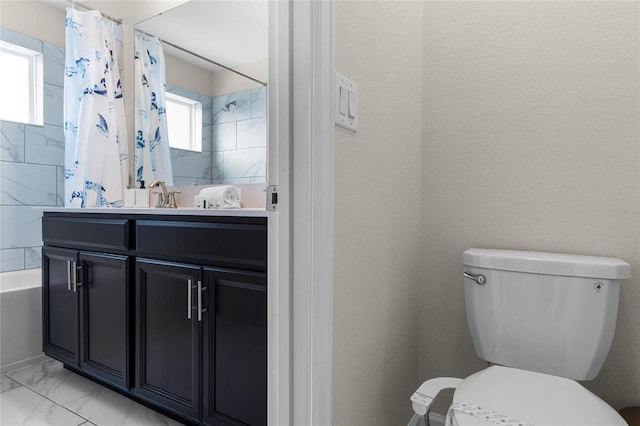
xmin=135 ymin=0 xmax=268 ymax=186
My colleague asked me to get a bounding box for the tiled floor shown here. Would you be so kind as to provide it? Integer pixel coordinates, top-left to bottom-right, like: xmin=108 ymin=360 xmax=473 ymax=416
xmin=0 ymin=358 xmax=184 ymax=425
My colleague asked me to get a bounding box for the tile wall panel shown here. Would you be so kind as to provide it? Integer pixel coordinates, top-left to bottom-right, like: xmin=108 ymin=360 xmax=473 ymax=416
xmin=223 ymin=147 xmax=266 ymax=179
xmin=0 ymin=206 xmax=43 ymax=250
xmin=237 ymin=117 xmax=266 ymax=149
xmin=212 ymin=91 xmax=251 ymax=124
xmin=25 ymin=247 xmax=42 ymax=269
xmin=210 ymin=88 xmax=267 ymax=184
xmin=250 ymin=87 xmax=267 ymax=119
xmin=24 ymin=124 xmax=64 ymax=166
xmin=0 ymin=248 xmax=25 ymax=273
xmin=0 ymin=162 xmax=57 ymax=205
xmin=43 ymin=83 xmax=63 ymax=126
xmin=1 ymin=29 xmax=64 ymax=270
xmin=212 ymin=122 xmax=237 ymax=152
xmin=1 ymin=121 xmax=25 ymax=162
xmin=43 ymin=42 xmax=65 ymax=86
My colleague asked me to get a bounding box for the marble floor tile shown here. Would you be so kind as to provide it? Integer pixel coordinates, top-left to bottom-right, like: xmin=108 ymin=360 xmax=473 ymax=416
xmin=5 ymin=359 xmax=185 ymax=425
xmin=0 ymin=375 xmax=22 ymax=393
xmin=63 ymin=385 xmax=183 ymax=426
xmin=0 ymin=385 xmax=87 ymax=426
xmin=6 ymin=359 xmax=104 ymax=406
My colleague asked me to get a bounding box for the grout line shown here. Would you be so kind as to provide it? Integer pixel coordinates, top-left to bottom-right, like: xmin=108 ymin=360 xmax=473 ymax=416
xmin=4 ymin=361 xmax=92 ymax=424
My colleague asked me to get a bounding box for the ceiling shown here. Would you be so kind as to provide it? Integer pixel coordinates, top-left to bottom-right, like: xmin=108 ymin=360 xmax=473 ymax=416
xmin=41 ymin=0 xmax=268 ymax=73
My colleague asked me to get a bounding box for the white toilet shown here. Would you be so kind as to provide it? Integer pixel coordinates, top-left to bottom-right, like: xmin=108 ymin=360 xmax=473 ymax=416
xmin=411 ymin=248 xmax=631 ymax=426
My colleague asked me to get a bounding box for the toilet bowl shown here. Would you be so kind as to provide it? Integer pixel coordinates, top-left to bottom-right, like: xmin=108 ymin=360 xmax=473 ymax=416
xmin=411 ymin=249 xmax=631 ymax=426
xmin=448 ymin=366 xmax=625 ymax=426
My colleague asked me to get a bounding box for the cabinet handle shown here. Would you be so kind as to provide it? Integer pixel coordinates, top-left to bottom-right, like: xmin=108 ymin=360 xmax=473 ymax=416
xmin=187 ymin=279 xmax=193 ymax=320
xmin=71 ymin=261 xmax=78 ymax=292
xmin=197 ymin=281 xmax=208 ymax=322
xmin=67 ymin=260 xmax=72 ymax=291
xmin=75 ymin=264 xmax=83 ymax=290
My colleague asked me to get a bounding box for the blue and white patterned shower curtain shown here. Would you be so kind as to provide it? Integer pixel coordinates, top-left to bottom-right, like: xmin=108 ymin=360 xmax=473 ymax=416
xmin=134 ymin=34 xmax=172 ymax=186
xmin=64 ymin=8 xmax=129 ymax=207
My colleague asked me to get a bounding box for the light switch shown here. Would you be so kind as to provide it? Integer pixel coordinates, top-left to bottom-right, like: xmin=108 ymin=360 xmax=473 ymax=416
xmin=335 ymin=72 xmax=358 ymax=132
xmin=347 ymin=91 xmax=356 ymax=119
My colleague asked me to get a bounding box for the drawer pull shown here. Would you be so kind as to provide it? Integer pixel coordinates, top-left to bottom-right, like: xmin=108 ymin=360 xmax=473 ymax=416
xmin=197 ymin=281 xmax=204 ymax=322
xmin=75 ymin=264 xmax=83 ymax=290
xmin=187 ymin=279 xmax=193 ymax=320
xmin=67 ymin=260 xmax=72 ymax=291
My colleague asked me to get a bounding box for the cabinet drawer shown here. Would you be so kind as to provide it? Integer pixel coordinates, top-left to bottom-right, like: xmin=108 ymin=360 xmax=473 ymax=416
xmin=43 ymin=217 xmax=130 ymax=251
xmin=136 ymin=220 xmax=267 ymax=271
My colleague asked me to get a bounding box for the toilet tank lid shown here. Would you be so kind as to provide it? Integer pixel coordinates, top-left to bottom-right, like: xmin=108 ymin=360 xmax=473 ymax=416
xmin=463 ymin=248 xmax=631 ymax=279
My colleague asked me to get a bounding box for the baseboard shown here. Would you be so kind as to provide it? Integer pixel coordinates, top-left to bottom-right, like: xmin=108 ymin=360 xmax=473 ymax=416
xmin=1 ymin=353 xmax=48 ymax=374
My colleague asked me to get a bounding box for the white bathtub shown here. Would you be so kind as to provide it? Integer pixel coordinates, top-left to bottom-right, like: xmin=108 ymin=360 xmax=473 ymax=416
xmin=0 ymin=268 xmax=47 ymax=373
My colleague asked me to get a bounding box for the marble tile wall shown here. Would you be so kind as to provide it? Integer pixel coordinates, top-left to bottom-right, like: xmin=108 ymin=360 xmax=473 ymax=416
xmin=167 ymin=85 xmax=267 ymax=186
xmin=211 ymin=87 xmax=267 ymax=184
xmin=166 ymin=85 xmax=214 ymax=186
xmin=1 ymin=29 xmax=65 ymax=273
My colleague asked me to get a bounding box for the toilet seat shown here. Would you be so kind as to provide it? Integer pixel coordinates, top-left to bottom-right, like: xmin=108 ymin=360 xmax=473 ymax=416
xmin=449 ymin=366 xmax=625 ymax=426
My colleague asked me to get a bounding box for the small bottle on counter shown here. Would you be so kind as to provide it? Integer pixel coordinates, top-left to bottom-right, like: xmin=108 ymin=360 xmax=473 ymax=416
xmin=134 ymin=180 xmax=150 ymax=207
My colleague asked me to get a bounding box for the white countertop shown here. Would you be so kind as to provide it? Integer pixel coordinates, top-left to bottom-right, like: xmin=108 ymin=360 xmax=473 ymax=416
xmin=38 ymin=207 xmax=268 ymax=218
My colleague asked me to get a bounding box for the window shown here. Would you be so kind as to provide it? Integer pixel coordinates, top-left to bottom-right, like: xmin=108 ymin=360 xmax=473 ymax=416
xmin=0 ymin=40 xmax=43 ymax=125
xmin=165 ymin=92 xmax=202 ymax=152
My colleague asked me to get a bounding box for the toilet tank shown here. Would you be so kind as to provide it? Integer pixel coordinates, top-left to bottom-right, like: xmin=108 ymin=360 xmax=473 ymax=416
xmin=463 ymin=248 xmax=630 ymax=381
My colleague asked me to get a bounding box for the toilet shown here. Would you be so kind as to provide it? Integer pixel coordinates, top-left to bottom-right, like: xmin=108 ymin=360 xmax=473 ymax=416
xmin=411 ymin=248 xmax=631 ymax=426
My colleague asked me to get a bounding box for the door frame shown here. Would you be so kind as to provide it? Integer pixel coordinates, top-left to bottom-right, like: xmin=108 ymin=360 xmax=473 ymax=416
xmin=267 ymin=0 xmax=334 ymax=424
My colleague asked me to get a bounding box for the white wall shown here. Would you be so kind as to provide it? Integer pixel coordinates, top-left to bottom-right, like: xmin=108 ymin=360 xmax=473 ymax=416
xmin=333 ymin=1 xmax=423 ymax=424
xmin=420 ymin=0 xmax=639 ymax=410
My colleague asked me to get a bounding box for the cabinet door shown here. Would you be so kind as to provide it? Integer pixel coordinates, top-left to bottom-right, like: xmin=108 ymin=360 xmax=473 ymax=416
xmin=135 ymin=259 xmax=202 ymax=423
xmin=79 ymin=252 xmax=129 ymax=390
xmin=42 ymin=247 xmax=80 ymax=366
xmin=202 ymin=268 xmax=267 ymax=426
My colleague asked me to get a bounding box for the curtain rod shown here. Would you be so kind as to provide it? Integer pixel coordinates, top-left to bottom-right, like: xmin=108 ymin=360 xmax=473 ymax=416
xmin=136 ymin=29 xmax=267 ymax=87
xmin=66 ymin=0 xmax=123 ymax=25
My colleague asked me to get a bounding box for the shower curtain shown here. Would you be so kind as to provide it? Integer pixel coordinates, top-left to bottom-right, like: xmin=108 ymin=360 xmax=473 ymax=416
xmin=64 ymin=7 xmax=129 ymax=207
xmin=134 ymin=34 xmax=173 ymax=186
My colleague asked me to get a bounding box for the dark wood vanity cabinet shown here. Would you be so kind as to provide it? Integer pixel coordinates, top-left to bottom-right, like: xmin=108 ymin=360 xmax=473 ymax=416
xmin=134 ymin=219 xmax=267 ymax=426
xmin=202 ymin=268 xmax=267 ymax=426
xmin=42 ymin=230 xmax=130 ymax=391
xmin=42 ymin=212 xmax=267 ymax=426
xmin=42 ymin=247 xmax=80 ymax=366
xmin=135 ymin=262 xmax=267 ymax=426
xmin=135 ymin=259 xmax=202 ymax=423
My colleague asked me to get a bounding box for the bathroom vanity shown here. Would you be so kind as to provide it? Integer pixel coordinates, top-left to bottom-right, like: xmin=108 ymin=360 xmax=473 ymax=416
xmin=41 ymin=209 xmax=267 ymax=426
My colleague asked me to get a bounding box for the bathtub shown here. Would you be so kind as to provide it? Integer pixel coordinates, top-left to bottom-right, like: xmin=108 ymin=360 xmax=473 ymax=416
xmin=0 ymin=268 xmax=47 ymax=373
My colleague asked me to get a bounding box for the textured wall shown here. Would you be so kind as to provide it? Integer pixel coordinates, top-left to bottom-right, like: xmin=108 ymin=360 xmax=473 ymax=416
xmin=333 ymin=1 xmax=423 ymax=424
xmin=420 ymin=0 xmax=639 ymax=409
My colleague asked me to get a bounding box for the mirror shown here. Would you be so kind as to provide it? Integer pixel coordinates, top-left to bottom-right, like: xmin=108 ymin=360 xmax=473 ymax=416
xmin=134 ymin=0 xmax=268 ymax=186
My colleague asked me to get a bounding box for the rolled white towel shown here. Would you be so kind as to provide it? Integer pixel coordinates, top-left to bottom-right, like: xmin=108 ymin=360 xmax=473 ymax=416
xmin=198 ymin=185 xmax=242 ymax=209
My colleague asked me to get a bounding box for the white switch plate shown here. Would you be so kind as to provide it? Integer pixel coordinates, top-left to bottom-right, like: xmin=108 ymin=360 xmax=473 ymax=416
xmin=335 ymin=72 xmax=358 ymax=132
